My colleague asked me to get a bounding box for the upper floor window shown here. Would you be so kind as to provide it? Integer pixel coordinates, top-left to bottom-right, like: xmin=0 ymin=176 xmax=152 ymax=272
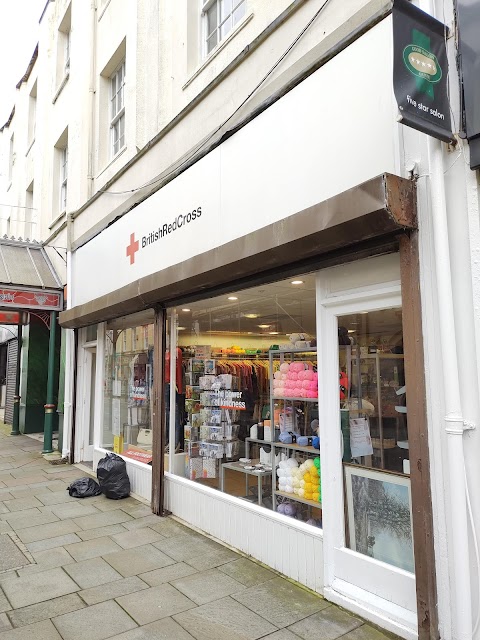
xmin=202 ymin=0 xmax=246 ymax=55
xmin=110 ymin=61 xmax=125 ymax=157
xmin=60 ymin=146 xmax=68 ymax=212
xmin=65 ymin=29 xmax=71 ymax=73
xmin=8 ymin=134 xmax=15 ymax=183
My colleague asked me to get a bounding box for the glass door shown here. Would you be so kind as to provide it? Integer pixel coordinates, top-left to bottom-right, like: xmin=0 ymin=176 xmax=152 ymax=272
xmin=317 ymin=255 xmax=417 ymax=635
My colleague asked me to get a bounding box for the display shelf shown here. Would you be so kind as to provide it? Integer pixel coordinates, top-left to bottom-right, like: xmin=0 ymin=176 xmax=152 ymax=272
xmin=273 ymin=442 xmax=318 ymax=455
xmin=274 ymin=490 xmax=321 ymax=509
xmin=273 ymin=396 xmax=318 ymax=403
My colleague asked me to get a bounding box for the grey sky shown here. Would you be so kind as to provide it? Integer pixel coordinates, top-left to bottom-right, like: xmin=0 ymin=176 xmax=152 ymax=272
xmin=0 ymin=0 xmax=46 ymax=126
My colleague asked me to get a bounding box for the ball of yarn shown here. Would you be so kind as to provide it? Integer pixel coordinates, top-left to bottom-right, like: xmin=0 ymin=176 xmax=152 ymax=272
xmin=285 ymin=485 xmax=293 ymax=494
xmin=304 ymin=482 xmax=313 ymax=493
xmin=303 ymin=472 xmax=311 ymax=483
xmin=305 ymin=492 xmax=313 ymax=500
xmin=313 ymin=492 xmax=320 ymax=502
xmin=298 ymin=488 xmax=305 ymax=497
xmin=279 ymin=460 xmax=287 ymax=469
xmin=297 ymin=436 xmax=309 ymax=447
xmin=314 ymin=457 xmax=320 ymax=468
xmin=277 ymin=503 xmax=287 ymax=514
xmin=306 ymin=518 xmax=317 ymax=526
xmin=280 ymin=363 xmax=290 ymax=373
xmin=273 ymin=388 xmax=284 ymax=397
xmin=274 ymin=371 xmax=282 ymax=380
xmin=305 ymin=459 xmax=315 ymax=470
xmin=300 ymin=479 xmax=306 ymax=488
xmin=286 ymin=458 xmax=298 ymax=468
xmin=279 ymin=432 xmax=292 ymax=444
xmin=313 ymin=436 xmax=320 ymax=449
xmin=284 ymin=503 xmax=297 ymax=516
xmin=304 ymin=370 xmax=314 ymax=381
xmin=297 ymin=370 xmax=306 ymax=381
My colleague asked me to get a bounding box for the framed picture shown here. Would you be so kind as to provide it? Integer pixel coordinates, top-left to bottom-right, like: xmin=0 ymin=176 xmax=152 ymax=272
xmin=344 ymin=465 xmax=414 ymax=573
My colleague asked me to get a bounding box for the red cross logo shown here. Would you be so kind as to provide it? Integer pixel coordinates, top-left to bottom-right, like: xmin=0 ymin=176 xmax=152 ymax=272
xmin=126 ymin=233 xmax=139 ymax=265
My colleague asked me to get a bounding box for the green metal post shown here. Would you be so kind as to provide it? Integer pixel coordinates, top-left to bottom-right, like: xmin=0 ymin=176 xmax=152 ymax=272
xmin=10 ymin=324 xmax=23 ymax=436
xmin=43 ymin=311 xmax=57 ymax=453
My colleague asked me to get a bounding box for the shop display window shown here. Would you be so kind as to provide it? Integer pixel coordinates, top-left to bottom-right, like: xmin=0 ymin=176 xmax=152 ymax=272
xmin=338 ymin=309 xmax=414 ymax=572
xmin=167 ymin=274 xmax=322 ymax=529
xmin=103 ymin=311 xmax=155 ymax=465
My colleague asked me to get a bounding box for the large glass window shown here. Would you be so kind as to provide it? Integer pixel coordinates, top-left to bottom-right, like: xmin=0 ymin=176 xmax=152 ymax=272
xmin=339 ymin=309 xmax=414 ymax=572
xmin=103 ymin=311 xmax=154 ymax=464
xmin=168 ymin=273 xmax=322 ymax=529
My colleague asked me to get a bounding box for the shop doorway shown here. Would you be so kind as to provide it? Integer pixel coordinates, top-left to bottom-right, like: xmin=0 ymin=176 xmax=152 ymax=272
xmin=78 ymin=343 xmax=97 ymax=463
xmin=318 ymin=255 xmax=416 ymax=634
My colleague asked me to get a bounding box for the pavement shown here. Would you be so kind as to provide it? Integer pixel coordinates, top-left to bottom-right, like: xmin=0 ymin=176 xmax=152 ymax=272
xmin=0 ymin=424 xmax=399 ymax=640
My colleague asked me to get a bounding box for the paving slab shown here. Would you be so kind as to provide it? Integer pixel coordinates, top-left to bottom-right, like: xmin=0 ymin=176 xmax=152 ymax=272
xmin=103 ymin=543 xmax=176 ymax=577
xmin=17 ymin=546 xmax=74 ymax=576
xmin=184 ymin=546 xmax=240 ymax=571
xmin=342 ymin=625 xmax=396 ymax=640
xmin=218 ymin=558 xmax=277 ymax=587
xmin=64 ymin=536 xmax=123 ymax=561
xmin=232 ymin=577 xmax=328 ymax=628
xmin=0 ymin=590 xmax=11 ymax=614
xmin=116 ymin=583 xmax=196 ymax=625
xmin=107 ymin=617 xmax=196 ymax=640
xmin=26 ymin=533 xmax=82 ymax=553
xmin=72 ymin=509 xmax=133 ymax=531
xmin=76 ymin=524 xmax=128 ymax=541
xmin=153 ymin=533 xmax=219 ymax=562
xmin=0 ymin=613 xmax=11 ymax=633
xmin=0 ymin=567 xmax=79 ymax=608
xmin=78 ymin=576 xmax=149 ymax=605
xmin=0 ymin=618 xmax=63 ymax=639
xmin=92 ymin=497 xmax=140 ymax=512
xmin=36 ymin=491 xmax=77 ymax=506
xmin=173 ymin=595 xmax=278 ymax=640
xmin=16 ymin=519 xmax=78 ymax=544
xmin=7 ymin=593 xmax=86 ymax=628
xmin=2 ymin=475 xmax=47 ymax=487
xmin=52 ymin=600 xmax=138 ymax=640
xmin=111 ymin=527 xmax=164 ymax=549
xmin=0 ymin=533 xmax=31 ymax=572
xmin=172 ymin=568 xmax=245 ymax=605
xmin=262 ymin=631 xmax=302 ymax=639
xmin=2 ymin=497 xmax=43 ymax=512
xmin=46 ymin=502 xmax=101 ymax=520
xmin=122 ymin=515 xmax=164 ymax=530
xmin=63 ymin=557 xmax=123 ymax=589
xmin=3 ymin=511 xmax=59 ymax=531
xmin=149 ymin=518 xmax=192 ymax=538
xmin=0 ymin=506 xmax=9 ymax=516
xmin=138 ymin=562 xmax=198 ymax=587
xmin=287 ymin=606 xmax=363 ymax=639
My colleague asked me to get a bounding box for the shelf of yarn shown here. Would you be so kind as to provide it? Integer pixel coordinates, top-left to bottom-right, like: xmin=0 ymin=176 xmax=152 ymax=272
xmin=273 ymin=396 xmax=318 ymax=402
xmin=273 ymin=441 xmax=318 ymax=454
xmin=274 ymin=490 xmax=321 ymax=509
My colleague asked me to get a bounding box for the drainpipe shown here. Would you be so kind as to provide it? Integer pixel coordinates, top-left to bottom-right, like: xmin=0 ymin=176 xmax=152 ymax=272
xmin=87 ymin=0 xmax=97 ymax=198
xmin=10 ymin=324 xmax=22 ymax=436
xmin=415 ymin=1 xmax=474 ymax=636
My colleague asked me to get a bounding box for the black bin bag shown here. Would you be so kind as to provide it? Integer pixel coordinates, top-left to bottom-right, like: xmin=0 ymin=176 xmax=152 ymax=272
xmin=67 ymin=477 xmax=102 ymax=498
xmin=97 ymin=453 xmax=131 ymax=499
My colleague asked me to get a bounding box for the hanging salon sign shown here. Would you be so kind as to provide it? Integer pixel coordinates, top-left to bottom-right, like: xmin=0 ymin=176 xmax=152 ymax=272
xmin=393 ymin=0 xmax=453 ymax=143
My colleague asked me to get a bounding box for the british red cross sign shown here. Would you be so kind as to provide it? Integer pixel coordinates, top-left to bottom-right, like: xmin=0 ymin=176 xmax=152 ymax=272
xmin=126 ymin=233 xmax=139 ymax=265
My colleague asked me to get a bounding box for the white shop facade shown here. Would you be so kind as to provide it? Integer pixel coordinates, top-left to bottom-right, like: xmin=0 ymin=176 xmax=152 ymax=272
xmin=60 ymin=16 xmax=449 ymax=640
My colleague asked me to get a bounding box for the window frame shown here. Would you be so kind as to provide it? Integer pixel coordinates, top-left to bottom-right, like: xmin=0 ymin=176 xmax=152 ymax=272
xmin=65 ymin=29 xmax=71 ymax=74
xmin=201 ymin=0 xmax=246 ymax=57
xmin=60 ymin=146 xmax=68 ymax=213
xmin=110 ymin=60 xmax=126 ymax=158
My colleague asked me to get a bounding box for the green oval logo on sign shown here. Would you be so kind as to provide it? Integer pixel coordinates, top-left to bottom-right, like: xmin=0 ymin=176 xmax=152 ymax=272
xmin=403 ymin=45 xmax=442 ymax=83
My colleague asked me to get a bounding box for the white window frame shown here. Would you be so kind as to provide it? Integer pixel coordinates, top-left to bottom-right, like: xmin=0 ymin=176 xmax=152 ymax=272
xmin=65 ymin=29 xmax=71 ymax=73
xmin=60 ymin=146 xmax=68 ymax=213
xmin=110 ymin=61 xmax=126 ymax=158
xmin=202 ymin=0 xmax=246 ymax=57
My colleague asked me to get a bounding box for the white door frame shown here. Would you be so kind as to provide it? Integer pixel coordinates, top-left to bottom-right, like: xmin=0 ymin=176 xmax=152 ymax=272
xmin=316 ymin=256 xmax=417 ymax=640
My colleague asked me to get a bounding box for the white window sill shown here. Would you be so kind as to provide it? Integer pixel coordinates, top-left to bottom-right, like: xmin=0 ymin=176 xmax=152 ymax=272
xmin=49 ymin=211 xmax=67 ymax=231
xmin=52 ymin=71 xmax=70 ymax=104
xmin=183 ymin=12 xmax=253 ymax=91
xmin=25 ymin=138 xmax=35 ymax=157
xmin=96 ymin=145 xmax=127 ymax=181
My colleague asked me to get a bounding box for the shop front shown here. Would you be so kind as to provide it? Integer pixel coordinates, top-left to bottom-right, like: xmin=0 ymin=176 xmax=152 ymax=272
xmin=60 ymin=16 xmax=436 ymax=640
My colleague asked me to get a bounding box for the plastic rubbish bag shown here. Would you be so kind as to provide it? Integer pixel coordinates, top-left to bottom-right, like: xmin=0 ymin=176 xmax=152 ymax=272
xmin=67 ymin=477 xmax=102 ymax=498
xmin=97 ymin=453 xmax=131 ymax=499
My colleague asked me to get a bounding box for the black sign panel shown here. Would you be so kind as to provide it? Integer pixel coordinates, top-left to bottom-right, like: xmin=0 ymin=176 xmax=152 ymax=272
xmin=393 ymin=0 xmax=453 ymax=143
xmin=456 ymin=0 xmax=480 ymax=169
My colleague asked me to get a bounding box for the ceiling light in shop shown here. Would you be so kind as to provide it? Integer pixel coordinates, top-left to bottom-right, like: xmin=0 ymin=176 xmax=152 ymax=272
xmin=228 ymin=296 xmax=238 ymax=300
xmin=291 ymin=280 xmax=304 ymax=285
xmin=181 ymin=308 xmax=191 ymax=312
xmin=177 ymin=327 xmax=186 ymax=330
xmin=258 ymin=324 xmax=270 ymax=329
xmin=348 ymin=329 xmax=356 ymax=333
xmin=269 ymin=331 xmax=280 ymax=335
xmin=244 ymin=314 xmax=259 ymax=319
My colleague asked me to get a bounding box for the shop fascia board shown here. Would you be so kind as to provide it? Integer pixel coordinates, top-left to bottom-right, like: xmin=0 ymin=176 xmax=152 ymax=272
xmin=59 ymin=173 xmax=416 ymax=329
xmin=48 ymin=0 xmax=394 ymax=254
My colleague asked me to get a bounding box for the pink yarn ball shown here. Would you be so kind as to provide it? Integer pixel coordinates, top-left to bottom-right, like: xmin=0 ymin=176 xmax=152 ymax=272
xmin=288 ymin=372 xmax=298 ymax=381
xmin=281 ymin=373 xmax=288 ymax=380
xmin=297 ymin=371 xmax=305 ymax=381
xmin=274 ymin=371 xmax=282 ymax=380
xmin=301 ymin=380 xmax=310 ymax=389
xmin=304 ymin=370 xmax=314 ymax=381
xmin=280 ymin=363 xmax=290 ymax=373
xmin=274 ymin=388 xmax=284 ymax=397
